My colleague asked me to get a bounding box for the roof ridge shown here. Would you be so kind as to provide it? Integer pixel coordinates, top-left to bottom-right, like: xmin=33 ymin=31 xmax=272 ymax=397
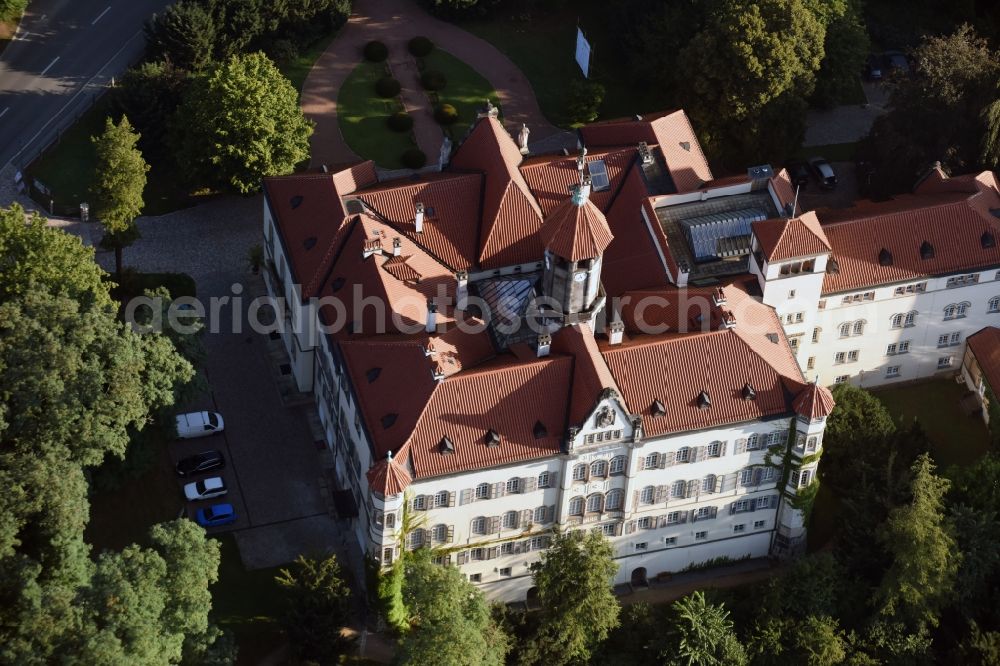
xmin=822 ymin=195 xmax=972 ymax=228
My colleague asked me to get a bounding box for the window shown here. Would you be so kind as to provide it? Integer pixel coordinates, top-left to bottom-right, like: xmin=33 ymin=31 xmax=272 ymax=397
xmin=432 ymin=524 xmax=448 ymax=543
xmin=807 ymin=357 xmax=815 ymax=370
xmin=905 ymin=311 xmax=916 ymax=327
xmin=470 ymin=573 xmax=482 ymax=583
xmin=641 ymin=486 xmax=655 ymax=504
xmin=671 ymin=480 xmax=686 ymax=499
xmin=788 ymin=289 xmax=796 ymax=298
xmin=538 ymin=471 xmax=551 ymax=488
xmin=666 ymin=511 xmax=683 ymax=524
xmin=733 ymin=499 xmax=752 ymax=513
xmin=703 ymin=475 xmax=717 ymax=493
xmin=590 ymin=460 xmax=607 ymax=478
xmin=600 ymin=523 xmax=616 ymax=537
xmin=695 ymin=531 xmax=707 ymax=540
xmin=610 ymin=456 xmax=626 ymax=475
xmin=938 ymin=356 xmax=953 ymax=368
xmin=894 ymin=282 xmax=927 ymax=296
xmin=665 ymin=536 xmax=677 ymax=546
xmin=791 ymin=469 xmax=812 ymax=488
xmin=676 ymin=447 xmax=690 ymax=463
xmin=435 ymin=490 xmax=449 ymax=508
xmin=740 ymin=468 xmax=754 ymax=486
xmin=761 ymin=467 xmax=777 ymax=483
xmin=754 ymin=520 xmax=767 ymax=529
xmin=644 ymin=453 xmax=659 ymax=470
xmin=413 ymin=495 xmax=426 ymax=511
xmin=835 ymin=375 xmax=849 ymax=384
xmin=812 ymin=327 xmax=821 ymax=343
xmin=385 ymin=513 xmax=396 ymax=529
xmin=635 ymin=542 xmax=648 ymax=551
xmin=605 ymin=489 xmax=624 ymax=511
xmin=534 ymin=506 xmax=548 ymax=523
xmin=853 ymin=320 xmax=865 ymax=335
xmin=569 ymin=496 xmax=584 ymax=515
xmin=938 ymin=332 xmax=962 ymax=347
xmin=946 ymin=273 xmax=979 ymax=288
xmin=806 ymin=436 xmax=818 ymax=453
xmin=789 ymin=336 xmax=801 ymax=351
xmin=587 ymin=493 xmax=603 ymax=513
xmin=944 ymin=302 xmax=970 ymax=320
xmin=472 ymin=517 xmax=487 ymax=535
xmin=886 ymin=365 xmax=900 ymax=378
xmin=695 ymin=506 xmax=714 ymax=520
xmin=848 ymin=350 xmax=859 ymax=362
xmin=499 ymin=567 xmax=512 ymax=577
xmin=475 ymin=483 xmax=490 ymax=500
xmin=708 ymin=441 xmax=722 ymax=457
xmin=839 ymin=322 xmax=852 ymax=338
xmin=506 ymin=478 xmax=521 ymax=494
xmin=529 ymin=536 xmax=551 ymax=551
xmin=818 ymin=299 xmax=827 ymax=309
xmin=637 ymin=516 xmax=653 ymax=529
xmin=733 ymin=524 xmax=746 ymax=533
xmin=835 ymin=352 xmax=845 ymax=364
xmin=989 ymin=296 xmax=1000 ymax=313
xmin=410 ymin=528 xmax=425 ymax=549
xmin=795 ymin=312 xmax=804 ymax=323
xmin=842 ymin=291 xmax=875 ymax=305
xmin=886 ymin=340 xmax=911 ymax=355
xmin=502 ymin=511 xmax=518 ymax=529
xmin=573 ymin=463 xmax=587 ymax=481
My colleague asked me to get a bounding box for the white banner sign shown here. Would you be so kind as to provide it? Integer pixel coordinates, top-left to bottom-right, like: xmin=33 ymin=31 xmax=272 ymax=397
xmin=575 ymin=27 xmax=591 ymax=78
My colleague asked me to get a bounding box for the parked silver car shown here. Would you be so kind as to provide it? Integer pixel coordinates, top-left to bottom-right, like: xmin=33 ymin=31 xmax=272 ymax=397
xmin=184 ymin=476 xmax=228 ymax=501
xmin=175 ymin=411 xmax=225 ymax=439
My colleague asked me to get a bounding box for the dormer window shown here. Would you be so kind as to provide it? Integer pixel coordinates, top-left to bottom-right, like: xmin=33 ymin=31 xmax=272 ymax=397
xmin=827 ymin=258 xmax=840 ymax=274
xmin=533 ymin=421 xmax=547 ymax=439
xmin=919 ymin=241 xmax=934 ymax=260
xmin=485 ymin=429 xmax=500 ymax=447
xmin=290 ymin=195 xmax=303 ymax=209
xmin=697 ymin=390 xmax=711 ymax=410
xmin=381 ymin=413 xmax=397 ymax=429
xmin=741 ymin=383 xmax=756 ymax=401
xmin=439 ymin=435 xmax=455 ymax=455
xmin=983 ymin=231 xmax=997 ymax=249
xmin=878 ymin=248 xmax=893 ymax=266
xmin=366 ymin=367 xmax=381 ymax=383
xmin=303 ymin=236 xmax=317 ymax=250
xmin=331 ymin=277 xmax=346 ymax=292
xmin=651 ymin=399 xmax=666 ymax=417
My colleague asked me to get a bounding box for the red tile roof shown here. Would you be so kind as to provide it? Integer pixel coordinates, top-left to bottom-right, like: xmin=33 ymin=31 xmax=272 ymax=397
xmin=451 ymin=117 xmax=544 ymax=268
xmin=579 ymin=110 xmax=713 ymax=192
xmin=791 ymin=382 xmax=836 ymax=420
xmin=753 ymin=211 xmax=831 ymax=262
xmin=537 ymin=189 xmax=614 ymax=261
xmin=769 ymin=168 xmax=796 ymax=211
xmin=967 ymin=327 xmax=1000 ymax=393
xmin=366 ymin=451 xmax=413 ymax=496
xmin=354 ymin=173 xmax=483 ymax=272
xmin=551 ymin=324 xmax=620 ymax=426
xmin=521 ymin=148 xmax=636 ymax=216
xmin=819 ymin=174 xmax=1000 ymax=294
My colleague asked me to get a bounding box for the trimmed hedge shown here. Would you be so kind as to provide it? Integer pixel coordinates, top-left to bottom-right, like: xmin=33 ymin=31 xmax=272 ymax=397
xmin=375 ymin=77 xmax=401 ymax=98
xmin=402 ymin=148 xmax=427 ymax=169
xmin=434 ymin=103 xmax=459 ymax=125
xmin=363 ymin=40 xmax=388 ymax=62
xmin=387 ymin=111 xmax=413 ymax=132
xmin=408 ymin=36 xmax=434 ymax=57
xmin=420 ymin=70 xmax=447 ymax=91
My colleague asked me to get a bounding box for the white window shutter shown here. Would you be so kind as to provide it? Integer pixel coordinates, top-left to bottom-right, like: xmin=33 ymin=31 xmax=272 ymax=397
xmin=524 ymin=476 xmax=537 ymax=492
xmin=735 ymin=438 xmax=748 ymax=454
xmin=663 ymin=451 xmax=675 ymax=468
xmin=547 ymin=505 xmax=556 ymax=523
xmin=680 ymin=510 xmax=689 ymax=524
xmin=447 ymin=525 xmax=455 ymax=542
xmin=460 ymin=488 xmax=473 ymax=505
xmin=686 ymin=479 xmax=698 ymax=498
xmin=521 ymin=509 xmax=532 ymax=527
xmin=514 ymin=541 xmax=524 ymax=554
xmin=637 ymin=456 xmax=645 ymax=473
xmin=449 ymin=491 xmax=456 ymax=507
xmin=715 ymin=475 xmax=724 ymax=493
xmin=457 ymin=551 xmax=467 ymax=565
xmin=625 ymin=520 xmax=636 ymax=534
xmin=710 ymin=506 xmax=718 ymax=519
xmin=753 ymin=468 xmax=763 ymax=486
xmin=720 ymin=441 xmax=728 ymax=457
xmin=489 ymin=516 xmax=500 ymax=533
xmin=694 ymin=446 xmax=706 ymax=463
xmin=493 ymin=482 xmax=505 ymax=498
xmin=633 ymin=490 xmax=639 ymax=508
xmin=655 ymin=485 xmax=668 ymax=503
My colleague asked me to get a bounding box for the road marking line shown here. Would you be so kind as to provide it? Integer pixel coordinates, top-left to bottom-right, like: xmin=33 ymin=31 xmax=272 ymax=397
xmin=91 ymin=7 xmax=111 ymax=26
xmin=0 ymin=108 xmax=8 ymax=119
xmin=40 ymin=56 xmax=59 ymax=76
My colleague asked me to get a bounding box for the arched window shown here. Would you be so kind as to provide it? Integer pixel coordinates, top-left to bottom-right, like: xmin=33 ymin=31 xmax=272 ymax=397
xmin=610 ymin=455 xmax=626 ymax=475
xmin=904 ymin=311 xmax=917 ymax=327
xmin=640 ymin=486 xmax=655 ymax=504
xmin=538 ymin=471 xmax=551 ymax=488
xmin=853 ymin=320 xmax=865 ymax=335
xmin=506 ymin=477 xmax=521 ymax=494
xmin=957 ymin=302 xmax=970 ymax=317
xmin=435 ymin=490 xmax=449 ymax=507
xmin=671 ymin=480 xmax=686 ymax=498
xmin=432 ymin=524 xmax=448 ymax=543
xmin=839 ymin=322 xmax=852 ymax=337
xmin=605 ymin=489 xmax=624 ymax=510
xmin=475 ymin=482 xmax=490 ymax=500
xmin=812 ymin=327 xmax=821 ymax=343
xmin=413 ymin=495 xmax=426 ymax=510
xmin=586 ymin=493 xmax=603 ymax=513
xmin=502 ymin=510 xmax=518 ymax=529
xmin=676 ymin=447 xmax=690 ymax=463
xmin=410 ymin=528 xmax=425 ymax=549
xmin=572 ymin=463 xmax=588 ymax=481
xmin=890 ymin=313 xmax=903 ymax=328
xmin=385 ymin=513 xmax=396 ymax=529
xmin=702 ymin=474 xmax=717 ymax=493
xmin=569 ymin=496 xmax=585 ymax=515
xmin=590 ymin=460 xmax=607 ymax=478
xmin=644 ymin=453 xmax=659 ymax=469
xmin=534 ymin=506 xmax=548 ymax=523
xmin=944 ymin=304 xmax=957 ymax=320
xmin=472 ymin=516 xmax=487 ymax=534
xmin=990 ymin=296 xmax=1000 ymax=313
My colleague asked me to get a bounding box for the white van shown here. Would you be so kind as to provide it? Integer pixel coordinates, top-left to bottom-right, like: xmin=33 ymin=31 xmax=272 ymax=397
xmin=175 ymin=411 xmax=225 ymax=439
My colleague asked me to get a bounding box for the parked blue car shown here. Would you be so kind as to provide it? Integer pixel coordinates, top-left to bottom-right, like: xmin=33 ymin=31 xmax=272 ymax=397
xmin=196 ymin=503 xmax=236 ymax=527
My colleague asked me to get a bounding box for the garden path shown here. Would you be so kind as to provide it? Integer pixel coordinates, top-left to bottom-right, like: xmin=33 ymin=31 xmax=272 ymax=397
xmin=301 ymin=0 xmax=567 ymax=168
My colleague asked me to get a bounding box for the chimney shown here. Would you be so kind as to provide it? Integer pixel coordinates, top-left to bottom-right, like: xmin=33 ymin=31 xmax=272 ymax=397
xmin=638 ymin=142 xmax=654 ymax=166
xmin=536 ymin=333 xmax=552 ymax=357
xmin=721 ymin=309 xmax=736 ymax=329
xmin=425 ymin=299 xmax=437 ymax=334
xmin=608 ymin=320 xmax=625 ymax=345
xmin=455 ymin=271 xmax=469 ymax=311
xmin=711 ymin=287 xmax=726 ymax=307
xmin=415 ymin=202 xmax=425 ymax=233
xmin=392 ymin=237 xmax=402 ymax=257
xmin=518 ymin=124 xmax=530 ymax=155
xmin=576 ymin=146 xmax=587 ymax=174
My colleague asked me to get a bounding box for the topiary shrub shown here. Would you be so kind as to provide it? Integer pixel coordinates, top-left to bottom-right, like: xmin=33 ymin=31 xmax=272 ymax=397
xmin=387 ymin=111 xmax=413 ymax=132
xmin=363 ymin=40 xmax=388 ymax=62
xmin=402 ymin=148 xmax=427 ymax=169
xmin=375 ymin=77 xmax=401 ymax=98
xmin=420 ymin=70 xmax=447 ymax=91
xmin=408 ymin=36 xmax=434 ymax=57
xmin=434 ymin=103 xmax=459 ymax=125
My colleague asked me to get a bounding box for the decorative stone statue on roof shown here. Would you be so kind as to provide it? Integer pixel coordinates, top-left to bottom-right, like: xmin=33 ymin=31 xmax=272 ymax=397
xmin=438 ymin=135 xmax=452 ymax=172
xmin=478 ymin=99 xmax=499 ymax=119
xmin=518 ymin=123 xmax=530 ymax=155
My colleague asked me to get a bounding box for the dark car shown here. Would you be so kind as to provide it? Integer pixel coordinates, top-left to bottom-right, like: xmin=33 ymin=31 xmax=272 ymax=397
xmin=175 ymin=450 xmax=225 ymax=477
xmin=882 ymin=50 xmax=911 ymax=77
xmin=864 ymin=54 xmax=883 ymax=81
xmin=808 ymin=157 xmax=838 ymax=189
xmin=785 ymin=160 xmax=810 ymax=188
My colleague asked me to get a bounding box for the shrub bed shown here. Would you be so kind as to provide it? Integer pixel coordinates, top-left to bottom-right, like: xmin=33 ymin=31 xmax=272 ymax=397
xmin=375 ymin=77 xmax=401 ymax=98
xmin=408 ymin=36 xmax=434 ymax=57
xmin=434 ymin=103 xmax=459 ymax=125
xmin=420 ymin=70 xmax=447 ymax=91
xmin=363 ymin=40 xmax=388 ymax=62
xmin=402 ymin=148 xmax=427 ymax=169
xmin=387 ymin=111 xmax=413 ymax=132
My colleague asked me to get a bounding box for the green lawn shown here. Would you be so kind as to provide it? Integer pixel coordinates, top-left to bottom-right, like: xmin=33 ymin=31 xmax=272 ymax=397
xmin=421 ymin=48 xmax=498 ymax=139
xmin=337 ymin=61 xmax=416 ymax=169
xmin=27 ymin=98 xmax=195 ymax=217
xmin=872 ymin=378 xmax=991 ymax=469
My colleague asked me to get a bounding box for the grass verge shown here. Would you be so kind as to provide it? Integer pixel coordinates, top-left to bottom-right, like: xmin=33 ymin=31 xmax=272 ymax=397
xmin=337 ymin=61 xmax=416 ymax=168
xmin=421 ymin=48 xmax=498 ymax=138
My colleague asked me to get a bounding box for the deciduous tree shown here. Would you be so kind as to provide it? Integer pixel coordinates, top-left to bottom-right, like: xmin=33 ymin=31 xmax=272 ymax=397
xmin=92 ymin=116 xmax=149 ymax=276
xmin=276 ymin=553 xmax=353 ymax=664
xmin=145 ymin=1 xmax=218 ymax=72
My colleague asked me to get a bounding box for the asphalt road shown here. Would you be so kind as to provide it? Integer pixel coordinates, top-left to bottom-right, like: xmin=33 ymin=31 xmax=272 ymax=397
xmin=0 ymin=0 xmax=171 ymax=171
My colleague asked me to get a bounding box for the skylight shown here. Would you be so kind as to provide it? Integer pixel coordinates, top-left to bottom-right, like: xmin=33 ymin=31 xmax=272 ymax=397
xmin=587 ymin=159 xmax=610 ymax=191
